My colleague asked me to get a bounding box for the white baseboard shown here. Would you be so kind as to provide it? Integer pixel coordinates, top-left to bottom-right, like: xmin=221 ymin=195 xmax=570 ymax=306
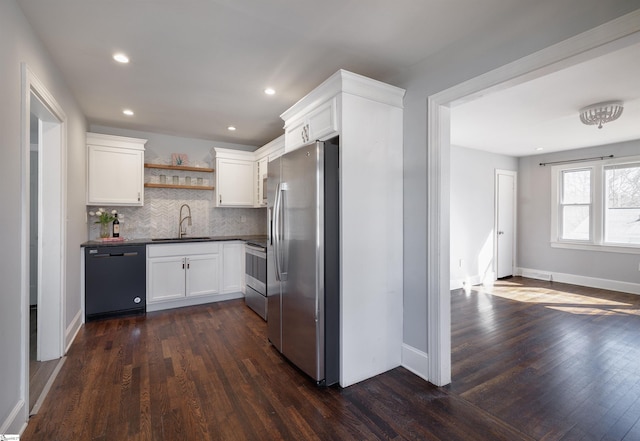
xmin=65 ymin=309 xmax=82 ymax=354
xmin=0 ymin=398 xmax=27 ymax=436
xmin=450 ymin=274 xmax=482 ymax=291
xmin=401 ymin=343 xmax=429 ymax=381
xmin=146 ymin=291 xmax=244 ymax=312
xmin=517 ymin=268 xmax=552 ymax=281
xmin=516 ymin=267 xmax=640 ymax=295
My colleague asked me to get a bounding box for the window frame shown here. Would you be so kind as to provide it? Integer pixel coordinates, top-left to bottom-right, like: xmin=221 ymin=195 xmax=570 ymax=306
xmin=550 ymin=155 xmax=640 ymax=255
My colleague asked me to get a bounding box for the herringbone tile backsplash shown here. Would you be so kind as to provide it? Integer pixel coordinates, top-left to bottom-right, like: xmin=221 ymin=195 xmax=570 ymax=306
xmin=87 ymin=187 xmax=266 ymax=240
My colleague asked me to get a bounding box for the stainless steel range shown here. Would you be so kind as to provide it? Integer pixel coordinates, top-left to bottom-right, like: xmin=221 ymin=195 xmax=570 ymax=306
xmin=245 ymin=241 xmax=267 ymax=320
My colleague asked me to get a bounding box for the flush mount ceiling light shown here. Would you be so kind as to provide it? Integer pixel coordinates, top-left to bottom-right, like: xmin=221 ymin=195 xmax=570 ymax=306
xmin=227 ymin=126 xmax=236 ymax=131
xmin=579 ymin=101 xmax=624 ymax=129
xmin=113 ymin=53 xmax=130 ymax=64
xmin=264 ymin=88 xmax=276 ymax=95
xmin=122 ymin=109 xmax=134 ymax=116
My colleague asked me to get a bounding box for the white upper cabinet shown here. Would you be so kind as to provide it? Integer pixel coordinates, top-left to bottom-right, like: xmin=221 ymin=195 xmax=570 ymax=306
xmin=253 ymin=135 xmax=284 ymax=207
xmin=86 ymin=132 xmax=147 ymax=206
xmin=212 ymin=139 xmax=285 ymax=209
xmin=212 ymin=148 xmax=255 ymax=207
xmin=256 ymin=157 xmax=268 ymax=207
xmin=284 ymin=98 xmax=337 ymax=152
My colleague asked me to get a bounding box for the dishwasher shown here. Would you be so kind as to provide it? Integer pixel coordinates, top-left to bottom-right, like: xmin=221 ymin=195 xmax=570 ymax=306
xmin=85 ymin=245 xmax=146 ymax=321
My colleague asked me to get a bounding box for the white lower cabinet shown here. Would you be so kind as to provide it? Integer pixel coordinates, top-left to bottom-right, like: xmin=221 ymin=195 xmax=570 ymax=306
xmin=221 ymin=242 xmax=243 ymax=293
xmin=147 ymin=256 xmax=191 ymax=302
xmin=147 ymin=242 xmax=242 ymax=311
xmin=187 ymin=254 xmax=221 ymax=297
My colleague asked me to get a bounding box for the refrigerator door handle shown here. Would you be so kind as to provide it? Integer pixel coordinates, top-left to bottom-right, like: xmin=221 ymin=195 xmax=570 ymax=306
xmin=273 ymin=182 xmax=288 ymax=281
xmin=279 ymin=182 xmax=288 ymax=280
xmin=273 ymin=183 xmax=283 ymax=281
xmin=267 ymin=207 xmax=273 ymax=247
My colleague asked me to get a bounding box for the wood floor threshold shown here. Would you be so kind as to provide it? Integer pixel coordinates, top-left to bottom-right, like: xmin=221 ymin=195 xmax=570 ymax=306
xmin=29 ymin=356 xmax=66 ymax=416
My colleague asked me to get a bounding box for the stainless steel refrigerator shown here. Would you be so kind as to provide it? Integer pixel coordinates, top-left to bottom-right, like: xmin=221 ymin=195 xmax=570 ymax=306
xmin=267 ymin=140 xmax=340 ymax=386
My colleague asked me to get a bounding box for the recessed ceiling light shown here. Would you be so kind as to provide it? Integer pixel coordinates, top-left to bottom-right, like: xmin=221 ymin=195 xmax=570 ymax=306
xmin=123 ymin=109 xmax=134 ymax=116
xmin=113 ymin=53 xmax=130 ymax=64
xmin=264 ymin=88 xmax=276 ymax=95
xmin=227 ymin=126 xmax=236 ymax=131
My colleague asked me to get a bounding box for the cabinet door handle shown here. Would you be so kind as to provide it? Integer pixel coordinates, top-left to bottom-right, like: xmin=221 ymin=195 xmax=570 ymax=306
xmin=187 ymin=258 xmax=190 ymax=269
xmin=182 ymin=258 xmax=185 ymax=269
xmin=138 ymin=192 xmax=141 ymax=202
xmin=219 ymin=194 xmax=222 ymax=204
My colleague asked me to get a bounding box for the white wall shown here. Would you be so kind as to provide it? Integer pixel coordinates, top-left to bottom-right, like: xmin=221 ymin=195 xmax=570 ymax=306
xmin=518 ymin=140 xmax=640 ymax=289
xmin=1 ymin=0 xmax=87 ymax=433
xmin=450 ymin=145 xmax=518 ymax=289
xmin=394 ymin=1 xmax=640 ymax=354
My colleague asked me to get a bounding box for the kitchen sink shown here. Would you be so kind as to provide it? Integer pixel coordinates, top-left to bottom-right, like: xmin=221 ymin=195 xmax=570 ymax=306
xmin=151 ymin=236 xmax=212 ymax=242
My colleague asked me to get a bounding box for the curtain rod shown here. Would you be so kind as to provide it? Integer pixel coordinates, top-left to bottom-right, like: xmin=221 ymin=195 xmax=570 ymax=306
xmin=539 ymin=155 xmax=614 ymax=167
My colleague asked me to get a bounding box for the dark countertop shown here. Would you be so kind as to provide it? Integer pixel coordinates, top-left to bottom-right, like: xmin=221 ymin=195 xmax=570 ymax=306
xmin=81 ymin=235 xmax=267 ymax=248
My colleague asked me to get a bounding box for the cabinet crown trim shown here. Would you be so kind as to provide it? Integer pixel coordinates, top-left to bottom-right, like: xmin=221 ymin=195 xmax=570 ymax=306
xmin=87 ymin=132 xmax=147 ymax=150
xmin=280 ymin=69 xmax=405 ymax=124
xmin=254 ymin=134 xmax=284 ymax=160
xmin=212 ymin=147 xmax=256 ymax=161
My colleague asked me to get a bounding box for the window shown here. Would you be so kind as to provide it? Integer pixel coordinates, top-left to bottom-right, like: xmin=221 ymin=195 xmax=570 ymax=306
xmin=560 ymin=168 xmax=591 ymax=241
xmin=551 ymin=156 xmax=640 ymax=253
xmin=605 ymin=163 xmax=640 ymax=245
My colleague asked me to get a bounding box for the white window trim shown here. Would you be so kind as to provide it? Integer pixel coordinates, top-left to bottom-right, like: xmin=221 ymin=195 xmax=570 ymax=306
xmin=550 ymin=155 xmax=640 ymax=255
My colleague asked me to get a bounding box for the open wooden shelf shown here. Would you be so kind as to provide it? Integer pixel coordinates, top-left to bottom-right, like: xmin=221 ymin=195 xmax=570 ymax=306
xmin=144 ymin=163 xmax=214 ymax=173
xmin=144 ymin=183 xmax=215 ymax=190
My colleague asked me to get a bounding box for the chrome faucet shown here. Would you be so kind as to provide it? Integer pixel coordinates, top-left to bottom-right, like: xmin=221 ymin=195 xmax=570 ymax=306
xmin=178 ymin=204 xmax=192 ymax=238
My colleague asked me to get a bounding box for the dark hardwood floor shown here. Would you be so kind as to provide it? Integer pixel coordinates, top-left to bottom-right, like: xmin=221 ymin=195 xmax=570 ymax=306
xmin=449 ymin=277 xmax=640 ymax=441
xmin=22 ymin=278 xmax=640 ymax=440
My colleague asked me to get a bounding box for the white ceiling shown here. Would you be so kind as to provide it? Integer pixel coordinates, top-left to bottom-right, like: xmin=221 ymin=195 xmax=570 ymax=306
xmin=16 ymin=0 xmax=640 ymax=152
xmin=450 ymin=41 xmax=640 ymax=157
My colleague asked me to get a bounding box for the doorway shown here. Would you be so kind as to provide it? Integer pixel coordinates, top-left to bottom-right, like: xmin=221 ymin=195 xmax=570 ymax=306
xmin=426 ymin=16 xmax=640 ymax=386
xmin=22 ymin=64 xmax=67 ymax=415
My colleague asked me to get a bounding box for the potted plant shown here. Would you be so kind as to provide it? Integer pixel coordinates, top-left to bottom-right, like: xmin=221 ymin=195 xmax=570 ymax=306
xmin=88 ymin=208 xmax=118 ymax=238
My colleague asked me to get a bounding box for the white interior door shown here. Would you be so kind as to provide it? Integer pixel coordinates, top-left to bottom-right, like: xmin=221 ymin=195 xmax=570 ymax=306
xmin=25 ymin=67 xmax=67 ymax=365
xmin=496 ymin=170 xmax=516 ymax=279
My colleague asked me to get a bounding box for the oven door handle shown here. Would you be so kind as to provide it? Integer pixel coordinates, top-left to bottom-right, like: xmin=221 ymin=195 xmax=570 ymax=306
xmin=246 ymin=245 xmax=266 ymax=257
